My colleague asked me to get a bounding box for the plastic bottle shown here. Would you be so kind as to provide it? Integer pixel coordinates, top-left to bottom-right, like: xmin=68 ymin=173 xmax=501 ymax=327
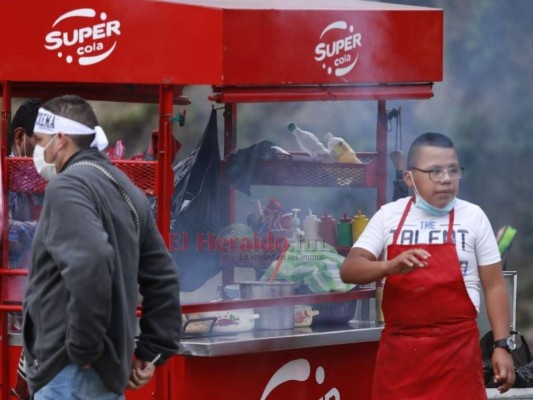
xmin=291 ymin=208 xmax=303 ymax=240
xmin=246 ymin=199 xmax=263 ymax=229
xmin=337 ymin=213 xmax=353 ymax=247
xmin=351 ymin=209 xmax=369 ymax=242
xmin=319 ymin=211 xmax=337 ymax=246
xmin=288 ymin=123 xmax=329 ymax=158
xmin=303 ymin=209 xmax=321 ymax=241
xmin=324 ymin=132 xmax=362 ymax=164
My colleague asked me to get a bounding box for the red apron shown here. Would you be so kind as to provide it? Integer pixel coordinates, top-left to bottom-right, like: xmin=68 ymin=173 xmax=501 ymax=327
xmin=372 ymin=198 xmax=486 ymax=400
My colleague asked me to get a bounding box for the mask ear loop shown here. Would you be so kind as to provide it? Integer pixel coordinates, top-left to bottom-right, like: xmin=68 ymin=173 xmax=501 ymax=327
xmin=16 ymin=134 xmax=26 ymax=157
xmin=408 ymin=171 xmax=422 ymax=201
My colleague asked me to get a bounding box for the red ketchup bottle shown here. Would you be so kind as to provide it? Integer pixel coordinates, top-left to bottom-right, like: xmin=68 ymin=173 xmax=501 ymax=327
xmin=319 ymin=211 xmax=337 ymax=246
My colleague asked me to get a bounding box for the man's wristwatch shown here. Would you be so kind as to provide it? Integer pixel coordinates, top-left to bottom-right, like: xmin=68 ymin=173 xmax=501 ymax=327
xmin=494 ymin=335 xmax=516 ymax=353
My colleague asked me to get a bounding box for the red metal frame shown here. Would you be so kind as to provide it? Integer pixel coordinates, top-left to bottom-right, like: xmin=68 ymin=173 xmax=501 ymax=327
xmin=0 ymin=82 xmax=182 ymax=400
xmin=0 ymin=81 xmax=12 ymax=400
xmin=0 ymin=1 xmax=443 ymax=398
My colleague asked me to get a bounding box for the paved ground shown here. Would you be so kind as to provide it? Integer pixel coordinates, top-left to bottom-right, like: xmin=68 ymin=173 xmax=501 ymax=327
xmin=487 ymin=388 xmax=533 ymax=399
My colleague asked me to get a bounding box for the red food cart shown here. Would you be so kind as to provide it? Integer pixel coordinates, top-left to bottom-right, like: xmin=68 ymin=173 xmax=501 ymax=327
xmin=0 ymin=0 xmax=442 ymax=399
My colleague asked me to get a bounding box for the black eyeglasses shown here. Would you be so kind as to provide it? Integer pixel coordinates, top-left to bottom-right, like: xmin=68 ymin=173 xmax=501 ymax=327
xmin=410 ymin=166 xmax=464 ymax=182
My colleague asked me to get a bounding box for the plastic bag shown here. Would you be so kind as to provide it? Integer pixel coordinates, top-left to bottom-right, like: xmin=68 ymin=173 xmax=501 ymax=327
xmin=170 ymin=109 xmax=222 ymax=292
xmin=480 ymin=329 xmax=533 ymax=388
xmin=260 ymin=242 xmax=355 ymax=293
xmin=516 ymin=360 xmax=533 ymax=388
xmin=223 ymin=140 xmax=276 ymax=196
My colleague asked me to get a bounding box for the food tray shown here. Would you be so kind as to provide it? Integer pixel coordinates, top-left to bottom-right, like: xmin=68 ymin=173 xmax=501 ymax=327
xmin=295 ymin=285 xmax=358 ymax=325
xmin=311 ymin=299 xmax=357 ymax=325
xmin=249 ymin=152 xmax=378 ymax=188
xmin=6 ymin=157 xmax=157 ymax=195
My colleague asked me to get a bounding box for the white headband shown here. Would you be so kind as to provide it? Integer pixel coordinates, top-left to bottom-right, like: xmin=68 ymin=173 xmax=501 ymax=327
xmin=34 ymin=108 xmax=109 ymax=151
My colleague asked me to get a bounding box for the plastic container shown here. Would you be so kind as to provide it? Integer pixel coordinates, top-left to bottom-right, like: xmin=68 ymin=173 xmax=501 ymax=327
xmin=337 ymin=213 xmax=353 ymax=247
xmin=239 ymin=281 xmax=296 ymax=330
xmin=303 ymin=209 xmax=321 ymax=241
xmin=288 ymin=123 xmax=329 ymax=158
xmin=351 ymin=209 xmax=369 ymax=242
xmin=184 ymin=309 xmax=261 ymax=334
xmin=290 ymin=208 xmax=303 ymax=240
xmin=324 ymin=132 xmax=362 ymax=164
xmin=295 ymin=285 xmax=357 ymax=324
xmin=319 ymin=210 xmax=337 ymax=246
xmin=294 ymin=305 xmax=320 ymax=327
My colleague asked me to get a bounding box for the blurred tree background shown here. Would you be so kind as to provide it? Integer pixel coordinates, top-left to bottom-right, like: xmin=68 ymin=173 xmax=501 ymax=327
xmin=379 ymin=0 xmax=533 ymax=339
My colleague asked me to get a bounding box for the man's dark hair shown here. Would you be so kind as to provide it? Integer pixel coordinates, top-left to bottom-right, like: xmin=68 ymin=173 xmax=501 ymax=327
xmin=407 ymin=132 xmax=455 ymax=169
xmin=41 ymin=94 xmax=98 ymax=149
xmin=8 ymin=98 xmax=44 ymax=152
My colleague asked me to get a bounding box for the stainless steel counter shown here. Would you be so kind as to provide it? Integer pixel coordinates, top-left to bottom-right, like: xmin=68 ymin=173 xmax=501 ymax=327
xmin=180 ymin=321 xmax=382 ymax=357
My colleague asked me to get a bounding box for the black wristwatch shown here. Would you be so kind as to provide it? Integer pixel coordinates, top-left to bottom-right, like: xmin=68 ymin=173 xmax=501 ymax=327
xmin=494 ymin=336 xmax=516 ymax=353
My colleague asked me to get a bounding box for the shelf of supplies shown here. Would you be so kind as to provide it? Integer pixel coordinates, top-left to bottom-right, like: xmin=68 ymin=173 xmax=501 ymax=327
xmin=223 ymin=152 xmax=378 ymax=188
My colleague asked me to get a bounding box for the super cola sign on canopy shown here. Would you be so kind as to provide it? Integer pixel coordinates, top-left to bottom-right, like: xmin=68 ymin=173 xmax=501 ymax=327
xmin=43 ymin=8 xmax=122 ymax=67
xmin=0 ymin=0 xmax=442 ymax=86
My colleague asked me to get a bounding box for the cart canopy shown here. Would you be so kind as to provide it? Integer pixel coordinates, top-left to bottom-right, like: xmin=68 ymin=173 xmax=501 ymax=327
xmin=0 ymin=0 xmax=442 ymax=90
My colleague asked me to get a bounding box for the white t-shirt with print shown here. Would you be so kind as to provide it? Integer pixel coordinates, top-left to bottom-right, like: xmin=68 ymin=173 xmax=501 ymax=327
xmin=354 ymin=197 xmax=501 ymax=312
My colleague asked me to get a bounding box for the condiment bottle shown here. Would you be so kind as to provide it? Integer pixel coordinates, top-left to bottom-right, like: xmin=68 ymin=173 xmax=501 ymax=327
xmin=303 ymin=209 xmax=320 ymax=241
xmin=337 ymin=213 xmax=353 ymax=247
xmin=319 ymin=211 xmax=337 ymax=246
xmin=324 ymin=132 xmax=362 ymax=164
xmin=351 ymin=209 xmax=369 ymax=242
xmin=288 ymin=123 xmax=329 ymax=158
xmin=291 ymin=208 xmax=303 ymax=240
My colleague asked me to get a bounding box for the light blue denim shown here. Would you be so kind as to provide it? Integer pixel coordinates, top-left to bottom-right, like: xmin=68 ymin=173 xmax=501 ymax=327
xmin=34 ymin=363 xmax=125 ymax=400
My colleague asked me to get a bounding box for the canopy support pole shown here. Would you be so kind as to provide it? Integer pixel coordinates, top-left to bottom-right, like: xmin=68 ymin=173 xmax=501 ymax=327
xmin=0 ymin=81 xmax=11 ymax=400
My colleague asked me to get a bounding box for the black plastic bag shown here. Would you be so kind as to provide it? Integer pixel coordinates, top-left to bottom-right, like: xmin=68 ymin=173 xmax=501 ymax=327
xmin=170 ymin=109 xmax=222 ymax=292
xmin=223 ymin=140 xmax=276 ymax=196
xmin=516 ymin=360 xmax=533 ymax=388
xmin=480 ymin=329 xmax=533 ymax=388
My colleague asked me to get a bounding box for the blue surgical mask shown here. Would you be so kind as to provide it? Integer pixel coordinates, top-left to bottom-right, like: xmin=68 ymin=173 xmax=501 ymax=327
xmin=409 ymin=171 xmax=457 ymax=216
xmin=414 ymin=193 xmax=457 ymax=216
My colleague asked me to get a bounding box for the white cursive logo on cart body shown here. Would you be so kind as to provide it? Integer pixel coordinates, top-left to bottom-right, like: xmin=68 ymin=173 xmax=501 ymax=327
xmin=44 ymin=8 xmax=121 ymax=66
xmin=260 ymin=358 xmax=340 ymax=400
xmin=314 ymin=21 xmax=362 ymax=77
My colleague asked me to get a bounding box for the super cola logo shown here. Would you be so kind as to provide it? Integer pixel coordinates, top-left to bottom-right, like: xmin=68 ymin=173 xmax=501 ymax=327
xmin=44 ymin=8 xmax=121 ymax=66
xmin=314 ymin=21 xmax=362 ymax=77
xmin=260 ymin=359 xmax=340 ymax=400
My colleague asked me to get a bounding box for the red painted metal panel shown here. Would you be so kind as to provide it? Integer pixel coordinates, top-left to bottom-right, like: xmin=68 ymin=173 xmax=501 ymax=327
xmin=174 ymin=342 xmax=378 ymax=399
xmin=0 ymin=1 xmax=442 ymax=86
xmin=211 ymin=83 xmax=435 ymax=103
xmin=0 ymin=0 xmax=223 ymax=84
xmin=222 ymin=9 xmax=443 ymax=85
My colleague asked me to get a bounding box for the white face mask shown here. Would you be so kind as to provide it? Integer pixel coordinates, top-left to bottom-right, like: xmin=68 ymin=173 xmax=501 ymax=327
xmin=33 ymin=135 xmax=57 ymax=181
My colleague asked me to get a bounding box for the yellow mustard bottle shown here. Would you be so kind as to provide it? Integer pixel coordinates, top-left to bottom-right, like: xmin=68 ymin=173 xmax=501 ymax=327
xmin=351 ymin=209 xmax=369 ymax=242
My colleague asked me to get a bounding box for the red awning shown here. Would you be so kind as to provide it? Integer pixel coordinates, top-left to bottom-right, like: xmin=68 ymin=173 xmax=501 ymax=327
xmin=0 ymin=0 xmax=442 ymax=93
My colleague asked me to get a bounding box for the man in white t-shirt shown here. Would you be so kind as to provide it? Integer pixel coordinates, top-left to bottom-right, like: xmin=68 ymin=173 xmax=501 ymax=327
xmin=340 ymin=132 xmax=514 ymax=399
